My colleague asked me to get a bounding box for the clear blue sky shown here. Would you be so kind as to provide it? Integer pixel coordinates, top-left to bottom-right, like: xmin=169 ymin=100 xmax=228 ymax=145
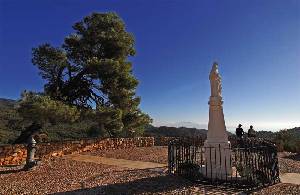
xmin=0 ymin=0 xmax=299 ymax=131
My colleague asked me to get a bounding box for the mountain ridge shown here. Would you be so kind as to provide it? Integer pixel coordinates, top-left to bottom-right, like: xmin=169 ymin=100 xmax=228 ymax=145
xmin=0 ymin=98 xmax=17 ymax=109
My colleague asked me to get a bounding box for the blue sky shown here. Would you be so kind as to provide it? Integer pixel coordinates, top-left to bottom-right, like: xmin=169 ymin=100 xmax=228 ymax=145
xmin=0 ymin=0 xmax=299 ymax=131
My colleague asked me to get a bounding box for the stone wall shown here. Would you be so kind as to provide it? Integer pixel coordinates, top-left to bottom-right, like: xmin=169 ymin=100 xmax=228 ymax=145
xmin=0 ymin=137 xmax=154 ymax=166
xmin=154 ymin=137 xmax=176 ymax=146
xmin=0 ymin=144 xmax=27 ymax=166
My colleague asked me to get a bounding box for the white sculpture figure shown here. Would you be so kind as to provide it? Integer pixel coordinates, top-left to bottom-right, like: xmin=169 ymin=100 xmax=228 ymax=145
xmin=204 ymin=62 xmax=231 ymax=179
xmin=209 ymin=62 xmax=222 ymax=97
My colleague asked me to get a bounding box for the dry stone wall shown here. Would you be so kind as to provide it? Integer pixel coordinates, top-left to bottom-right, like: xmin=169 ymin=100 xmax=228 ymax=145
xmin=0 ymin=144 xmax=27 ymax=165
xmin=154 ymin=137 xmax=176 ymax=146
xmin=0 ymin=137 xmax=154 ymax=166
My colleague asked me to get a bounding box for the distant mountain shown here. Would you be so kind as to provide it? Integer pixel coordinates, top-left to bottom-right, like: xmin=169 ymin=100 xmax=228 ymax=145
xmin=171 ymin=121 xmax=207 ymax=129
xmin=0 ymin=98 xmax=17 ymax=109
xmin=145 ymin=124 xmax=237 ymax=138
xmin=0 ymin=98 xmax=20 ymax=144
xmin=153 ymin=121 xmax=207 ymax=129
xmin=145 ymin=124 xmax=300 ymax=153
xmin=152 ymin=121 xmax=237 ymax=133
xmin=144 ymin=124 xmax=207 ymax=138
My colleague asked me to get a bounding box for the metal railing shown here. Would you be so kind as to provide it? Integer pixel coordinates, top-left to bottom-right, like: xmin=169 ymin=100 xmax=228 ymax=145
xmin=168 ymin=137 xmax=280 ymax=190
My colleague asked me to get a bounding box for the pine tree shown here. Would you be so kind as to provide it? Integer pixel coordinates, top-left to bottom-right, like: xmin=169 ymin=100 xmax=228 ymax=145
xmin=31 ymin=12 xmax=152 ymax=136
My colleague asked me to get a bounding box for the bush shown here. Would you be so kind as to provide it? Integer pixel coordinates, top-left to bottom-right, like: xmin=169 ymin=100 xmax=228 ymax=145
xmin=274 ymin=130 xmax=300 ymax=153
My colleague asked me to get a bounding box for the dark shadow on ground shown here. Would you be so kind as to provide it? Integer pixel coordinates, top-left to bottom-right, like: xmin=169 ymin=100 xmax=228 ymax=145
xmin=51 ymin=174 xmax=244 ymax=195
xmin=0 ymin=168 xmax=25 ymax=175
xmin=0 ymin=164 xmax=24 ymax=168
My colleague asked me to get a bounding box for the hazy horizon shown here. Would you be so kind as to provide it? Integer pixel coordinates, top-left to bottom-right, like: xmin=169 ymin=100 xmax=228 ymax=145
xmin=152 ymin=120 xmax=299 ymax=132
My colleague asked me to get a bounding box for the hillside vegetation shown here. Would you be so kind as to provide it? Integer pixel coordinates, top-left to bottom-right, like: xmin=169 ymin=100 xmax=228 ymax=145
xmin=144 ymin=125 xmax=207 ymax=138
xmin=1 ymin=98 xmax=299 ymax=153
xmin=0 ymin=98 xmax=20 ymax=143
xmin=0 ymin=98 xmax=108 ymax=144
xmin=145 ymin=124 xmax=300 ymax=153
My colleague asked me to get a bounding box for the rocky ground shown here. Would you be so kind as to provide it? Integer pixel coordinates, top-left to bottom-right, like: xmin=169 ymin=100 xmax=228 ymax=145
xmin=85 ymin=146 xmax=169 ymax=164
xmin=0 ymin=147 xmax=299 ymax=195
xmin=252 ymin=183 xmax=300 ymax=195
xmin=278 ymin=152 xmax=300 ymax=174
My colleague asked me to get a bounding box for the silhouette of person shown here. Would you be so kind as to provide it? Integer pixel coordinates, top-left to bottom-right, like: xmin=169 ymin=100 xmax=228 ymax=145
xmin=248 ymin=125 xmax=256 ymax=138
xmin=236 ymin=124 xmax=244 ymax=139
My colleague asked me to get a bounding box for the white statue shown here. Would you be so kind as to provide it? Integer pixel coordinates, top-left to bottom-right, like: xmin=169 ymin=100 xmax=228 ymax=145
xmin=204 ymin=61 xmax=231 ymax=179
xmin=209 ymin=62 xmax=222 ymax=97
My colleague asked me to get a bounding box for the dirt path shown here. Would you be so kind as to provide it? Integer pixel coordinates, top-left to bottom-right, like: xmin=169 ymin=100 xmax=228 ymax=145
xmin=280 ymin=173 xmax=300 ymax=185
xmin=64 ymin=154 xmax=167 ymax=170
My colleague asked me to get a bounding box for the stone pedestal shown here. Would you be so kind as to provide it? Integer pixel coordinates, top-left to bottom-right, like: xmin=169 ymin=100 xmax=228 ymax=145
xmin=204 ymin=62 xmax=232 ymax=179
xmin=204 ymin=141 xmax=231 ymax=179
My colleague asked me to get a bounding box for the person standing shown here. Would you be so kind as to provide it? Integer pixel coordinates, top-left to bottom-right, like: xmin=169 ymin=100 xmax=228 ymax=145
xmin=236 ymin=124 xmax=244 ymax=139
xmin=248 ymin=125 xmax=256 ymax=138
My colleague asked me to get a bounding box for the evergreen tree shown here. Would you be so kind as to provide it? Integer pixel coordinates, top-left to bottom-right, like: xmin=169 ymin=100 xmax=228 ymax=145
xmin=17 ymin=91 xmax=80 ymax=125
xmin=31 ymin=12 xmax=151 ymax=136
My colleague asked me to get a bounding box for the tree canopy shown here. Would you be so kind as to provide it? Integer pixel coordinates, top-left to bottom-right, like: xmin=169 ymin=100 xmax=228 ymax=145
xmin=28 ymin=12 xmax=151 ymax=137
xmin=17 ymin=92 xmax=80 ymax=125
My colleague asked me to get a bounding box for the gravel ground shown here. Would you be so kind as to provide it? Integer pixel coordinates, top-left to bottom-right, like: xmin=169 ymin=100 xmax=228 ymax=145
xmin=0 ymin=158 xmax=128 ymax=195
xmin=85 ymin=146 xmax=168 ymax=164
xmin=278 ymin=152 xmax=300 ymax=174
xmin=0 ymin=158 xmax=242 ymax=195
xmin=58 ymin=174 xmax=244 ymax=195
xmin=252 ymin=183 xmax=300 ymax=195
xmin=0 ymin=147 xmax=299 ymax=195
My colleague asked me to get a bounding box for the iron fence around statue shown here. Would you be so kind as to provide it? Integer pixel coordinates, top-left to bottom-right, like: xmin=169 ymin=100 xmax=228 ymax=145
xmin=168 ymin=137 xmax=280 ymax=190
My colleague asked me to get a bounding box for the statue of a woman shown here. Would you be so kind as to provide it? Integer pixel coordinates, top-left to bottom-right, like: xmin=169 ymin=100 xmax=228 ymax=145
xmin=209 ymin=62 xmax=222 ymax=97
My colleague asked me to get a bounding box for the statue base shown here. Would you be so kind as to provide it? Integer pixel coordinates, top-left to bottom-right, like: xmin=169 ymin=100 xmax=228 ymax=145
xmin=204 ymin=140 xmax=232 ymax=179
